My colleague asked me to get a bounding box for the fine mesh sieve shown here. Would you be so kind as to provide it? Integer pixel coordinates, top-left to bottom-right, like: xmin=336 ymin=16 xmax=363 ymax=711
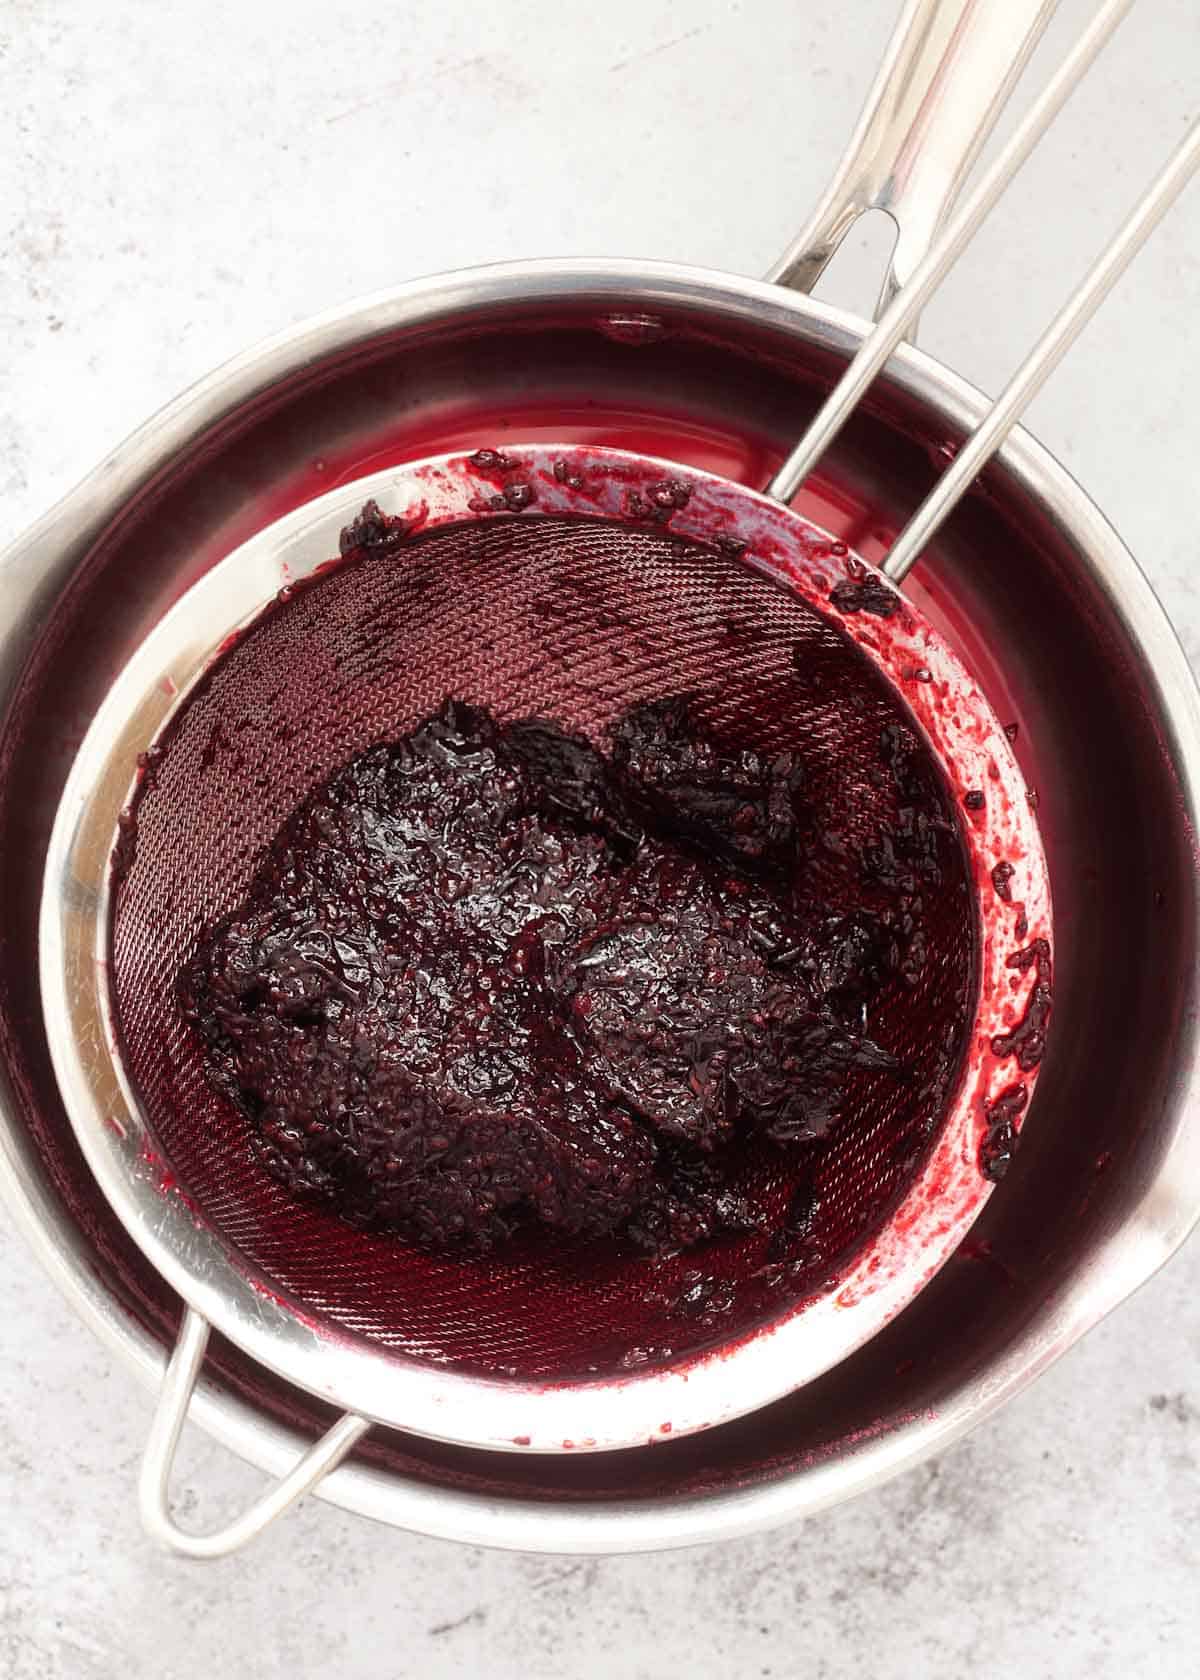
xmin=34 ymin=0 xmax=1200 ymax=1558
xmin=41 ymin=446 xmax=1049 ymax=1464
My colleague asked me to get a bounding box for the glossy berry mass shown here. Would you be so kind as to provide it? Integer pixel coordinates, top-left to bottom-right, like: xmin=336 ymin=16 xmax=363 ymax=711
xmin=180 ymin=694 xmax=947 ymax=1257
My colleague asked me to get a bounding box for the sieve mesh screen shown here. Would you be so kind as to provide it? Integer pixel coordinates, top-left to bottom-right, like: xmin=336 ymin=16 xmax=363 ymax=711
xmin=111 ymin=514 xmax=974 ymax=1379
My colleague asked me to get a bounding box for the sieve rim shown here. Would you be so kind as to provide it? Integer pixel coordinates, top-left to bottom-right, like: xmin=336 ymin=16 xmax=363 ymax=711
xmin=39 ymin=446 xmax=1051 ymax=1453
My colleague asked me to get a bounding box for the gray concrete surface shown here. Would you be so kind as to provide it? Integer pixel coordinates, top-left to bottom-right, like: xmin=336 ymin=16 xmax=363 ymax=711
xmin=1 ymin=2 xmax=1197 ymax=1675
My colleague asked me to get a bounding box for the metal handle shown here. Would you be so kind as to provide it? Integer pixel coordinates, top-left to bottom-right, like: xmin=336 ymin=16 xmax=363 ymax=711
xmin=883 ymin=114 xmax=1200 ymax=581
xmin=767 ymin=0 xmax=1058 ymax=327
xmin=768 ymin=0 xmax=1134 ymax=509
xmin=768 ymin=0 xmax=1200 ymax=585
xmin=139 ymin=1307 xmax=370 ymax=1559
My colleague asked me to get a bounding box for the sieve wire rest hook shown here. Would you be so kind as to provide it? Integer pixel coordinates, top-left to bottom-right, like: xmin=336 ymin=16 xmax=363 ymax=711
xmin=139 ymin=1307 xmax=371 ymax=1559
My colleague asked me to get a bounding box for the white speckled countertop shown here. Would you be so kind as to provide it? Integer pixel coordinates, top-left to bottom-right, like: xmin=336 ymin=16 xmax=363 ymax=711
xmin=1 ymin=2 xmax=1197 ymax=1675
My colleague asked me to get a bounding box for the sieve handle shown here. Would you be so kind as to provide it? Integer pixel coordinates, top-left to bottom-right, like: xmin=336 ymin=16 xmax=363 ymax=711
xmin=880 ymin=113 xmax=1200 ymax=581
xmin=139 ymin=1307 xmax=371 ymax=1559
xmin=766 ymin=0 xmax=1058 ymax=328
xmin=766 ymin=0 xmax=1135 ymax=506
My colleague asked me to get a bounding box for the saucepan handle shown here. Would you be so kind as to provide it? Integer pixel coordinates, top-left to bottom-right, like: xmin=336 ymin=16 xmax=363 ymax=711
xmin=138 ymin=1307 xmax=371 ymax=1559
xmin=767 ymin=0 xmax=1058 ymax=327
